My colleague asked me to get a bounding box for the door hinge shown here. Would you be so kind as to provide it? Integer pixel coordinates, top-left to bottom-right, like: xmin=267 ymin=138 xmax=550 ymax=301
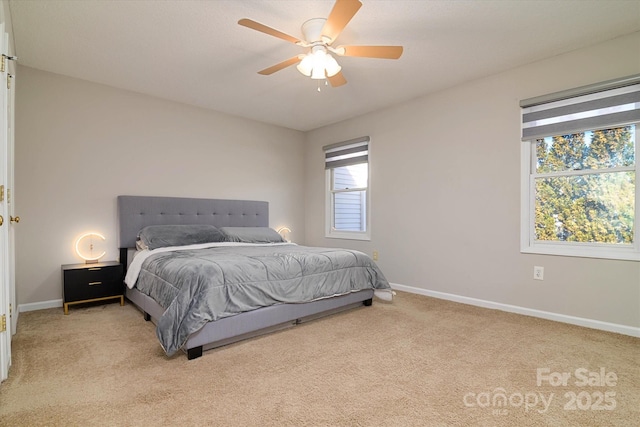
xmin=1 ymin=54 xmax=18 ymax=73
xmin=1 ymin=314 xmax=6 ymax=333
xmin=0 ymin=185 xmax=4 ymax=202
xmin=7 ymin=73 xmax=12 ymax=89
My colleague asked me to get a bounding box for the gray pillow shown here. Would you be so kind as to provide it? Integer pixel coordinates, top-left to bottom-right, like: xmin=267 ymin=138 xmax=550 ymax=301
xmin=137 ymin=224 xmax=225 ymax=250
xmin=220 ymin=227 xmax=285 ymax=243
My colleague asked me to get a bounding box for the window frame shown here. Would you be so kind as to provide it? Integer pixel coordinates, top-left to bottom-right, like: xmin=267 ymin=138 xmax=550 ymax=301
xmin=520 ymin=124 xmax=639 ymax=261
xmin=324 ymin=138 xmax=371 ymax=241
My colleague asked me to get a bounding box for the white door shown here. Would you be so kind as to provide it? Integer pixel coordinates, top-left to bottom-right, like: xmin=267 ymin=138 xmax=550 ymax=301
xmin=0 ymin=23 xmax=11 ymax=383
xmin=6 ymin=27 xmax=16 ymax=337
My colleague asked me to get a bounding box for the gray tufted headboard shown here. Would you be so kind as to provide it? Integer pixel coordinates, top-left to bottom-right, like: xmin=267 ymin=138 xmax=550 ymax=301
xmin=117 ymin=195 xmax=269 ymax=249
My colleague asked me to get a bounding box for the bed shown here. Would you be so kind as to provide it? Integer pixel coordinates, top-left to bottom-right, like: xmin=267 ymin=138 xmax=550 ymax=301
xmin=118 ymin=195 xmax=391 ymax=359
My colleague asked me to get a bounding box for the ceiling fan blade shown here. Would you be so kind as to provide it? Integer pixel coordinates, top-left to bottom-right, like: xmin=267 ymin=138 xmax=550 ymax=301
xmin=327 ymin=71 xmax=347 ymax=87
xmin=321 ymin=0 xmax=362 ymax=44
xmin=258 ymin=56 xmax=301 ymax=75
xmin=337 ymin=45 xmax=403 ymax=59
xmin=238 ymin=19 xmax=301 ymax=45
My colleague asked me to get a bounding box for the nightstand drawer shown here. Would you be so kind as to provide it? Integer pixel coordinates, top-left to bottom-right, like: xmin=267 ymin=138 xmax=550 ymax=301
xmin=63 ymin=276 xmax=122 ymax=302
xmin=65 ymin=266 xmax=122 ymax=286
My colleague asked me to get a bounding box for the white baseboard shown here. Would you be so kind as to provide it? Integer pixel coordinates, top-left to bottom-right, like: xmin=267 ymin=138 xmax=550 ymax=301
xmin=19 ymin=299 xmax=63 ymax=313
xmin=390 ymin=283 xmax=640 ymax=338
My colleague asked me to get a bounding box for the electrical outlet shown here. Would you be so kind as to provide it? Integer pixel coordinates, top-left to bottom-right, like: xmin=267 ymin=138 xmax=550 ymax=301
xmin=533 ymin=266 xmax=544 ymax=281
xmin=372 ymin=250 xmax=379 ymax=261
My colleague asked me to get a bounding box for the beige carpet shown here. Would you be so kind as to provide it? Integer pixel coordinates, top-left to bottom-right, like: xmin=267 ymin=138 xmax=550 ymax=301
xmin=0 ymin=291 xmax=638 ymax=426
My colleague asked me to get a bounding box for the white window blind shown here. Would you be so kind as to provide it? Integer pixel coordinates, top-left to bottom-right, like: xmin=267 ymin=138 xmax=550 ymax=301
xmin=324 ymin=136 xmax=369 ymax=169
xmin=521 ymin=74 xmax=640 ymax=141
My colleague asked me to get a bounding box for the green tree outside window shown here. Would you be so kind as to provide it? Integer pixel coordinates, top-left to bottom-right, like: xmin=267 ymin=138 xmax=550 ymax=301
xmin=534 ymin=125 xmax=635 ymax=244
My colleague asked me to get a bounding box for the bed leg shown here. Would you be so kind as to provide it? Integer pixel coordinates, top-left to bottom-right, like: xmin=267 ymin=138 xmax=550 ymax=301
xmin=187 ymin=346 xmax=203 ymax=360
xmin=363 ymin=298 xmax=373 ymax=307
xmin=143 ymin=312 xmax=151 ymax=321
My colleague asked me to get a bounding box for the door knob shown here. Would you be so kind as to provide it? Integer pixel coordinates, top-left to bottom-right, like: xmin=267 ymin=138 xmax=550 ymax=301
xmin=0 ymin=216 xmax=3 ymax=226
xmin=10 ymin=216 xmax=19 ymax=223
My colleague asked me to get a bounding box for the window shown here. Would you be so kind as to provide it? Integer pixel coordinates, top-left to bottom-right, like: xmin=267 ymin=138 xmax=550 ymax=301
xmin=520 ymin=75 xmax=640 ymax=261
xmin=324 ymin=136 xmax=370 ymax=240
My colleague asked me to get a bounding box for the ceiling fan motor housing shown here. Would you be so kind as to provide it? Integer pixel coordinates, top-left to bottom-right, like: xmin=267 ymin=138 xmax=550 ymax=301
xmin=301 ymin=18 xmax=328 ymax=44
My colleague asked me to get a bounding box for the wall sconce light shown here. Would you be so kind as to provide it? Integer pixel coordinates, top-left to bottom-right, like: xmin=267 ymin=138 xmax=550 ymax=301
xmin=277 ymin=227 xmax=292 ymax=242
xmin=75 ymin=232 xmax=106 ymax=264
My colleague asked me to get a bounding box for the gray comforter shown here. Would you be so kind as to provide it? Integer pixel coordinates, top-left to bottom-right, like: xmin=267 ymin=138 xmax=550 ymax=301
xmin=134 ymin=244 xmax=390 ymax=355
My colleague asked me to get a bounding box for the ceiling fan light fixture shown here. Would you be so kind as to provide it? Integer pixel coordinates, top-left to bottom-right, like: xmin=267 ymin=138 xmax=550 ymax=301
xmin=296 ymin=54 xmax=314 ymax=76
xmin=298 ymin=49 xmax=341 ymax=80
xmin=324 ymin=53 xmax=341 ymax=77
xmin=312 ymin=50 xmax=328 ymax=79
xmin=311 ymin=63 xmax=326 ymax=80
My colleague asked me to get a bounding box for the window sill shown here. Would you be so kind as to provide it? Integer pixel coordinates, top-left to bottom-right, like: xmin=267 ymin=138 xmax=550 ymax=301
xmin=521 ymin=243 xmax=640 ymax=262
xmin=325 ymin=231 xmax=371 ymax=241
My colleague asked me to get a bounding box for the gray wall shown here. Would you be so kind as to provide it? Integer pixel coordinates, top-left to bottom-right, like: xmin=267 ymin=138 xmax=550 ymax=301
xmin=15 ymin=67 xmax=305 ymax=305
xmin=304 ymin=32 xmax=640 ymax=329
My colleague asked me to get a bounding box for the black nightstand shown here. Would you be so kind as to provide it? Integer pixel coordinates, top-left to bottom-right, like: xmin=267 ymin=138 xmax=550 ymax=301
xmin=61 ymin=261 xmax=124 ymax=314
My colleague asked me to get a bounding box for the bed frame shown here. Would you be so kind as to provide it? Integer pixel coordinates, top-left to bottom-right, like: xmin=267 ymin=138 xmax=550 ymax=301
xmin=117 ymin=195 xmax=373 ymax=359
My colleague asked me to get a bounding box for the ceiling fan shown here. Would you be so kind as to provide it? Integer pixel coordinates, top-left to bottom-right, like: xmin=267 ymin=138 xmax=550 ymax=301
xmin=238 ymin=0 xmax=403 ymax=88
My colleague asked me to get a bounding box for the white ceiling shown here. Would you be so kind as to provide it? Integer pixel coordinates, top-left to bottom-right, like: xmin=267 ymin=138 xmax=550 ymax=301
xmin=8 ymin=0 xmax=640 ymax=132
